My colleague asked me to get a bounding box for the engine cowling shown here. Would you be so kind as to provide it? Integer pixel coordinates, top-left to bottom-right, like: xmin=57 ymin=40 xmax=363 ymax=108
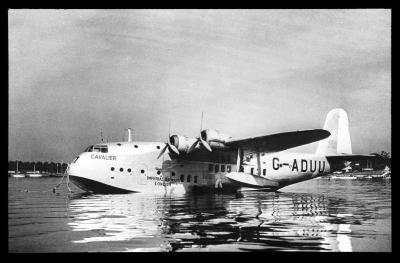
xmin=200 ymin=129 xmax=232 ymax=150
xmin=169 ymin=135 xmax=198 ymax=154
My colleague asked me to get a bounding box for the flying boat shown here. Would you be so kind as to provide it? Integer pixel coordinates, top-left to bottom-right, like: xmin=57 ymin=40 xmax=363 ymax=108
xmin=67 ymin=109 xmax=375 ymax=194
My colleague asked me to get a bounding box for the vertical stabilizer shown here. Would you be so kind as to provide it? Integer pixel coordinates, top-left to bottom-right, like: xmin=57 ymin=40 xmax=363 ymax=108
xmin=316 ymin=108 xmax=352 ymax=155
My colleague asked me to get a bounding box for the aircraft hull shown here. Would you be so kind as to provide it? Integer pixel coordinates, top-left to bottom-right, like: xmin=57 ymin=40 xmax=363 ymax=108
xmin=67 ymin=142 xmax=331 ymax=195
xmin=69 ymin=175 xmax=135 ymax=194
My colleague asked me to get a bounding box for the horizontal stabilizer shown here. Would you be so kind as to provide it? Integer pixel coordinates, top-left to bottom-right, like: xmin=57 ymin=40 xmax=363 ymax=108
xmin=326 ymin=154 xmax=377 ymax=163
xmin=225 ymin=172 xmax=279 ymax=188
xmin=326 ymin=154 xmax=378 ymax=172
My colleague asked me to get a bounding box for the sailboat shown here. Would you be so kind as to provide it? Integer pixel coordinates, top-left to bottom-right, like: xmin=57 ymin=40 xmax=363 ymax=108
xmin=27 ymin=163 xmax=43 ymax=178
xmin=11 ymin=161 xmax=25 ymax=178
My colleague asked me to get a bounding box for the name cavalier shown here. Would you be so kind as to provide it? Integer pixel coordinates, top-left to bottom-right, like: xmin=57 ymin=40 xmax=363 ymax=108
xmin=91 ymin=154 xmax=117 ymax=161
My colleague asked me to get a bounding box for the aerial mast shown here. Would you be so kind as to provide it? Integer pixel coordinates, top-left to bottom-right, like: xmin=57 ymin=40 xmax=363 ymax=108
xmin=127 ymin=128 xmax=133 ymax=142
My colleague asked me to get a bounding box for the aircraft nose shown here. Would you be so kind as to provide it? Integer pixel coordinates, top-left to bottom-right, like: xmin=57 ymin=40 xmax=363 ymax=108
xmin=67 ymin=157 xmax=80 ymax=176
xmin=67 ymin=162 xmax=75 ymax=176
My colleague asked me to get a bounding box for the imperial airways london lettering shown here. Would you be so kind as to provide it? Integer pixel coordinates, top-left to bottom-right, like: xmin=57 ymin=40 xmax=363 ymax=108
xmin=272 ymin=157 xmax=325 ymax=173
xmin=91 ymin=154 xmax=117 ymax=161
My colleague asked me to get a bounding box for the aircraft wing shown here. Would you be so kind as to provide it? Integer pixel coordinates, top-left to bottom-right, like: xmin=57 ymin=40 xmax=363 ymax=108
xmin=225 ymin=129 xmax=330 ymax=154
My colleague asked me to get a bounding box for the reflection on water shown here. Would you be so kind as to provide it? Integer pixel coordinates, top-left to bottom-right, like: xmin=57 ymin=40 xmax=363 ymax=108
xmin=9 ymin=178 xmax=391 ymax=252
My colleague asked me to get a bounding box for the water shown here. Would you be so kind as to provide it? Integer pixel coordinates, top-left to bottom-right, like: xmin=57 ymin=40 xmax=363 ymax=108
xmin=8 ymin=177 xmax=391 ymax=252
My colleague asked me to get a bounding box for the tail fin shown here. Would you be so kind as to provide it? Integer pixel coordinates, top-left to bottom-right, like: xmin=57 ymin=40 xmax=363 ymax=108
xmin=316 ymin=108 xmax=352 ymax=155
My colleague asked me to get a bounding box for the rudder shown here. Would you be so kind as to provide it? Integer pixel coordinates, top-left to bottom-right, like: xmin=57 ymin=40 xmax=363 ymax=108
xmin=316 ymin=108 xmax=352 ymax=155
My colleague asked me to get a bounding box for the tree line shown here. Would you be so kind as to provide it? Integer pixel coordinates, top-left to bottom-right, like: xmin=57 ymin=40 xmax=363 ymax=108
xmin=8 ymin=161 xmax=69 ymax=174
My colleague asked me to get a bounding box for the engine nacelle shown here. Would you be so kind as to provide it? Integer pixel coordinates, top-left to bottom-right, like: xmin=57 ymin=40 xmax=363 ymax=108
xmin=169 ymin=135 xmax=198 ymax=154
xmin=201 ymin=129 xmax=232 ymax=150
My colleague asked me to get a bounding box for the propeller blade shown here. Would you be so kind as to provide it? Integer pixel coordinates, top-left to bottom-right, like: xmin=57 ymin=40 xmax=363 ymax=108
xmin=168 ymin=143 xmax=180 ymax=155
xmin=200 ymin=137 xmax=212 ymax=152
xmin=158 ymin=120 xmax=180 ymax=159
xmin=188 ymin=139 xmax=199 ymax=154
xmin=157 ymin=144 xmax=168 ymax=159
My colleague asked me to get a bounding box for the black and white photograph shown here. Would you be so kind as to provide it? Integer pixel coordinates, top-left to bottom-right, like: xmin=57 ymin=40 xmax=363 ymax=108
xmin=8 ymin=9 xmax=391 ymax=252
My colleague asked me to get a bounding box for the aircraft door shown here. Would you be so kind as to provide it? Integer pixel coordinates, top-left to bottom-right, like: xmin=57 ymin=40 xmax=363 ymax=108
xmin=137 ymin=164 xmax=148 ymax=185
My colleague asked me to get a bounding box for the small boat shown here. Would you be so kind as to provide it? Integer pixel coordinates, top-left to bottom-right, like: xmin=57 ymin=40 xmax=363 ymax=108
xmin=28 ymin=173 xmax=43 ymax=178
xmin=330 ymin=171 xmax=357 ymax=179
xmin=12 ymin=173 xmax=25 ymax=178
xmin=11 ymin=161 xmax=25 ymax=178
xmin=27 ymin=164 xmax=43 ymax=178
xmin=330 ymin=175 xmax=357 ymax=180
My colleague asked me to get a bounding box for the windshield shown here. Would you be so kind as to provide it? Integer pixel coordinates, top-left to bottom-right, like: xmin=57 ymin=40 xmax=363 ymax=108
xmin=84 ymin=145 xmax=108 ymax=153
xmin=84 ymin=145 xmax=93 ymax=152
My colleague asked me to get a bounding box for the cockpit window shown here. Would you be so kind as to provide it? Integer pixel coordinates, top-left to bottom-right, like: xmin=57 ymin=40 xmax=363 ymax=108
xmin=94 ymin=145 xmax=108 ymax=153
xmin=84 ymin=145 xmax=93 ymax=152
xmin=85 ymin=145 xmax=108 ymax=153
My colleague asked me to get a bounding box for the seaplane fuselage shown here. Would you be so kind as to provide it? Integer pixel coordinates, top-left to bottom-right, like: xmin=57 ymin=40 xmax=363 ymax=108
xmin=68 ymin=141 xmax=331 ymax=194
xmin=67 ymin=109 xmax=374 ymax=194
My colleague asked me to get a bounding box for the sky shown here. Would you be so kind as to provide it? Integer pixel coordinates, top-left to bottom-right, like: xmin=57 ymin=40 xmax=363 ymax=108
xmin=9 ymin=9 xmax=391 ymax=162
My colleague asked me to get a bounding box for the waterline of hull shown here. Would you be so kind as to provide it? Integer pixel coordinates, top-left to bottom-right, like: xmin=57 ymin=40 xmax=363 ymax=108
xmin=69 ymin=175 xmax=241 ymax=194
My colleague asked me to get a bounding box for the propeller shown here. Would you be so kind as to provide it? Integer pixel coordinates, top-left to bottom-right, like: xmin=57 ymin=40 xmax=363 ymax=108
xmin=157 ymin=121 xmax=180 ymax=159
xmin=188 ymin=112 xmax=212 ymax=153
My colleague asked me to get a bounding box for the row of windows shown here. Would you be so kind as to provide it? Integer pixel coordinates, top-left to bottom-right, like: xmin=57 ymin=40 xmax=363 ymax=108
xmin=250 ymin=168 xmax=267 ymax=176
xmin=111 ymin=167 xmax=132 ymax=173
xmin=208 ymin=164 xmax=231 ymax=173
xmin=110 ymin=166 xmax=267 ymax=176
xmin=110 ymin=167 xmax=160 ymax=175
xmin=110 ymin=165 xmax=234 ymax=175
xmin=116 ymin=143 xmax=163 ymax=150
xmin=179 ymin=174 xmax=198 ymax=183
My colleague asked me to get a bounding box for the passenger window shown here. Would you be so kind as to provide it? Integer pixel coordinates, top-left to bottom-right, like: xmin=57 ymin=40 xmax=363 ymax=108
xmin=227 ymin=165 xmax=231 ymax=173
xmin=194 ymin=176 xmax=198 ymax=183
xmin=141 ymin=169 xmax=145 ymax=173
xmin=263 ymin=169 xmax=266 ymax=176
xmin=209 ymin=164 xmax=213 ymax=172
xmin=171 ymin=172 xmax=175 ymax=176
xmin=120 ymin=168 xmax=123 ymax=172
xmin=134 ymin=145 xmax=138 ymax=148
xmin=221 ymin=165 xmax=225 ymax=172
xmin=127 ymin=168 xmax=131 ymax=173
xmin=111 ymin=167 xmax=115 ymax=171
xmin=187 ymin=175 xmax=191 ymax=182
xmin=251 ymin=168 xmax=254 ymax=175
xmin=180 ymin=174 xmax=184 ymax=182
xmin=215 ymin=164 xmax=219 ymax=173
xmin=157 ymin=170 xmax=161 ymax=175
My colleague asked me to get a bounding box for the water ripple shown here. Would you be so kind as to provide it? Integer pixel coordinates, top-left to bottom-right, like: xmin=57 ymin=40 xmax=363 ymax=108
xmin=8 ymin=177 xmax=391 ymax=252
